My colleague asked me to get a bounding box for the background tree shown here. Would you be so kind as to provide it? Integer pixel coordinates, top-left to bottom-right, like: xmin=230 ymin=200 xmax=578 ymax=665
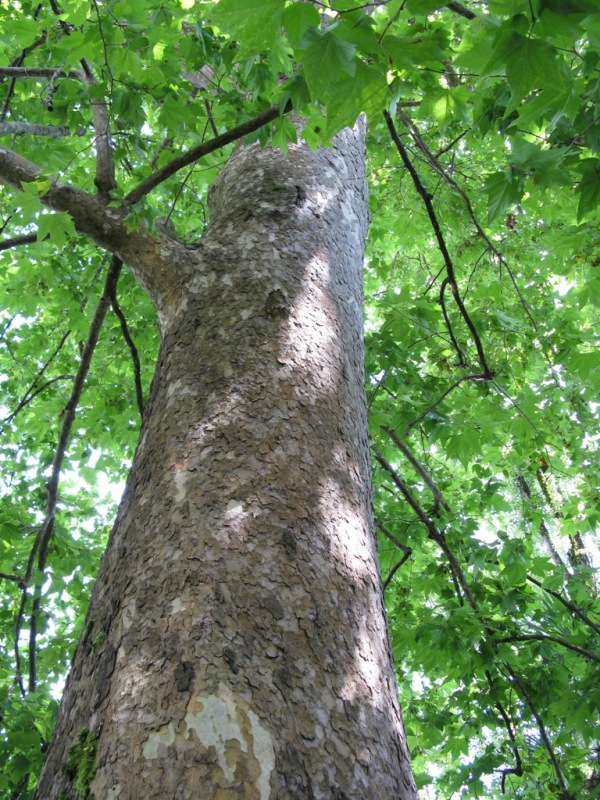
xmin=0 ymin=0 xmax=599 ymax=798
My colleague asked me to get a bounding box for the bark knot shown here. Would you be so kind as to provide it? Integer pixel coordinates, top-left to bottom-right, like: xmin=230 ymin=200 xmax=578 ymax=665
xmin=264 ymin=288 xmax=289 ymax=320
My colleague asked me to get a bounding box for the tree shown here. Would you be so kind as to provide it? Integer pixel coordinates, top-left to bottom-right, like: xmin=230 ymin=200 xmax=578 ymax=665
xmin=0 ymin=1 xmax=599 ymax=799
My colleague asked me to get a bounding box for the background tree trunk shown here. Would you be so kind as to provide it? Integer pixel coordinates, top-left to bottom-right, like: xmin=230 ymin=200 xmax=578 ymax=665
xmin=34 ymin=123 xmax=417 ymax=800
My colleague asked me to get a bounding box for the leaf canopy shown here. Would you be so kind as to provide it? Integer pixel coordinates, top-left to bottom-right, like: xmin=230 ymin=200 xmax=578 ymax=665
xmin=0 ymin=0 xmax=599 ymax=797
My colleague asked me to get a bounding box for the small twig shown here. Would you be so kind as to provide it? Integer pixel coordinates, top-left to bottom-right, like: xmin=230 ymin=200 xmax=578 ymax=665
xmin=491 ymin=380 xmax=550 ymax=445
xmin=1 ymin=20 xmax=48 ymax=121
xmin=2 ymin=375 xmax=74 ymax=425
xmin=383 ymin=550 xmax=413 ymax=591
xmin=404 ymin=373 xmax=486 ymax=434
xmin=0 ymin=572 xmax=25 ymax=588
xmin=2 ymin=331 xmax=71 ymax=425
xmin=204 ymin=99 xmax=219 ymax=138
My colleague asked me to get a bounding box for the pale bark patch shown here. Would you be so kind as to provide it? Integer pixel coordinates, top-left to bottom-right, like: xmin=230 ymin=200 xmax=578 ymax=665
xmin=141 ymin=685 xmax=275 ymax=799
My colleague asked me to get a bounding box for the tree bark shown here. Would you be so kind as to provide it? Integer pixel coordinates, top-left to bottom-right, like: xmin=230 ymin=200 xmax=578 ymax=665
xmin=34 ymin=123 xmax=417 ymax=800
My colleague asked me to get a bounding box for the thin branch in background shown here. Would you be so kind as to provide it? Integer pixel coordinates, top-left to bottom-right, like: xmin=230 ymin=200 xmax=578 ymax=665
xmin=492 ymin=690 xmax=523 ymax=787
xmin=382 ymin=427 xmax=449 ymax=513
xmin=498 ymin=633 xmax=600 ymax=664
xmin=0 ymin=232 xmax=37 ymax=250
xmin=204 ymin=99 xmax=219 ymax=138
xmin=1 ymin=31 xmax=49 ymax=122
xmin=2 ymin=375 xmax=74 ymax=425
xmin=504 ymin=668 xmax=574 ymax=800
xmin=384 ymin=110 xmax=494 ymax=379
xmin=2 ymin=331 xmax=71 ymax=425
xmin=404 ymin=373 xmax=486 ymax=435
xmin=491 ymin=380 xmax=552 ymax=445
xmin=108 ymin=289 xmax=145 ymax=419
xmin=517 ymin=474 xmax=566 ymax=569
xmin=375 ymin=447 xmax=574 ymax=793
xmin=526 ymin=575 xmax=600 ymax=636
xmin=396 ymin=108 xmax=539 ymax=331
xmin=14 ymin=256 xmax=123 ymax=694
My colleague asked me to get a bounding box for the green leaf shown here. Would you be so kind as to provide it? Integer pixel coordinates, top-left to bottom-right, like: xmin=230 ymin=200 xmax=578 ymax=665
xmin=483 ymin=31 xmax=565 ymax=114
xmin=326 ymin=61 xmax=387 ymax=135
xmin=418 ymin=86 xmax=470 ymax=132
xmin=283 ymin=2 xmax=319 ymax=45
xmin=576 ymin=159 xmax=600 ymax=221
xmin=298 ymin=27 xmax=357 ymax=103
xmin=37 ymin=212 xmax=77 ymax=246
xmin=483 ymin=170 xmax=524 ymax=222
xmin=210 ymin=0 xmax=284 ymax=51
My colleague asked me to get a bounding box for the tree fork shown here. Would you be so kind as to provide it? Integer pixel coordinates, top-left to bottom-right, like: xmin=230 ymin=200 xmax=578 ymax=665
xmin=33 ymin=123 xmax=417 ymax=799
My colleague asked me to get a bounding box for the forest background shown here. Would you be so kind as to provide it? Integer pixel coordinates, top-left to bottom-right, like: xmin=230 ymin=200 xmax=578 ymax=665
xmin=0 ymin=0 xmax=599 ymax=797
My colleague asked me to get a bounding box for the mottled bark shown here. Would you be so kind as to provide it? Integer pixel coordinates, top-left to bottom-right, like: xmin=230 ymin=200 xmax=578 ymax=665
xmin=34 ymin=124 xmax=417 ymax=799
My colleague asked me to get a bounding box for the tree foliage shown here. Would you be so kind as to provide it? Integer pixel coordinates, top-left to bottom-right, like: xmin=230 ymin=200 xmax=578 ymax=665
xmin=0 ymin=0 xmax=598 ymax=797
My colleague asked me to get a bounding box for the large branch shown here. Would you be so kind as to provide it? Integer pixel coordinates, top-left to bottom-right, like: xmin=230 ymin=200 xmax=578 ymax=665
xmin=80 ymin=59 xmax=116 ymax=194
xmin=0 ymin=144 xmax=138 ymax=254
xmin=0 ymin=65 xmax=84 ymax=80
xmin=0 ymin=121 xmax=86 ymax=137
xmin=125 ymin=102 xmax=290 ymax=204
xmin=0 ymin=145 xmax=170 ymax=301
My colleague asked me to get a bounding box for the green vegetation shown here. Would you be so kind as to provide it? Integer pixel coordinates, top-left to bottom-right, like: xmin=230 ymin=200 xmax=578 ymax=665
xmin=0 ymin=0 xmax=598 ymax=797
xmin=61 ymin=728 xmax=97 ymax=800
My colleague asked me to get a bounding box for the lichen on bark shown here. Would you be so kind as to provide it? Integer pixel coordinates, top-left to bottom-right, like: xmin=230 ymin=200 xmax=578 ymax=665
xmin=61 ymin=728 xmax=97 ymax=800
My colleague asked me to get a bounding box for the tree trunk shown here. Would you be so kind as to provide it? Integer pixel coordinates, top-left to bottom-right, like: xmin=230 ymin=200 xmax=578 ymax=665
xmin=34 ymin=123 xmax=417 ymax=800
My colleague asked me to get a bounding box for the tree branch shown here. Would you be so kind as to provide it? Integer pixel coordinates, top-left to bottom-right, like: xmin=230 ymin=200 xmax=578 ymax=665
xmin=108 ymin=289 xmax=145 ymax=419
xmin=0 ymin=66 xmax=84 ymax=80
xmin=396 ymin=108 xmax=539 ymax=331
xmin=404 ymin=373 xmax=486 ymax=435
xmin=2 ymin=375 xmax=74 ymax=425
xmin=16 ymin=256 xmax=123 ymax=693
xmin=382 ymin=427 xmax=450 ymax=513
xmin=80 ymin=59 xmax=116 ymax=195
xmin=0 ymin=121 xmax=86 ymax=138
xmin=445 ymin=1 xmax=476 ymax=19
xmin=384 ymin=110 xmax=494 ymax=378
xmin=498 ymin=633 xmax=600 ymax=664
xmin=0 ymin=232 xmax=37 ymax=250
xmin=526 ymin=575 xmax=600 ymax=636
xmin=125 ymin=102 xmax=291 ymax=205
